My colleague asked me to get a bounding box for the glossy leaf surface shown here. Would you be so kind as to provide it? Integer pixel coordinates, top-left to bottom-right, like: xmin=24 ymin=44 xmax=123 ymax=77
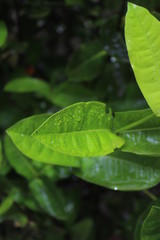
xmin=7 ymin=113 xmax=80 ymax=167
xmin=114 ymin=109 xmax=160 ymax=156
xmin=76 ymin=151 xmax=160 ymax=191
xmin=32 ymin=102 xmax=124 ymax=157
xmin=125 ymin=3 xmax=160 ymax=116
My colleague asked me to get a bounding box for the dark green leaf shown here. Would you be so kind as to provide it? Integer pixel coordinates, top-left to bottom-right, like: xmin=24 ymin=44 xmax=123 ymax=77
xmin=4 ymin=77 xmax=50 ymax=99
xmin=4 ymin=135 xmax=38 ymax=180
xmin=66 ymin=40 xmax=107 ymax=82
xmin=135 ymin=201 xmax=160 ymax=240
xmin=76 ymin=151 xmax=160 ymax=191
xmin=114 ymin=109 xmax=160 ymax=156
xmin=29 ymin=178 xmax=71 ymax=220
xmin=0 ymin=21 xmax=8 ymax=47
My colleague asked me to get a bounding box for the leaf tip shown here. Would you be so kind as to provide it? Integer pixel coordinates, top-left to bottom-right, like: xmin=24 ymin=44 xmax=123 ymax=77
xmin=127 ymin=2 xmax=137 ymax=12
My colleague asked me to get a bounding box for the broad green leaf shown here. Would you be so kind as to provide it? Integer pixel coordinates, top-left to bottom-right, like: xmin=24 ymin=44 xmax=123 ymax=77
xmin=125 ymin=3 xmax=160 ymax=116
xmin=29 ymin=178 xmax=72 ymax=220
xmin=32 ymin=102 xmax=124 ymax=157
xmin=66 ymin=40 xmax=107 ymax=82
xmin=75 ymin=151 xmax=160 ymax=191
xmin=71 ymin=218 xmax=94 ymax=240
xmin=0 ymin=138 xmax=2 ymax=166
xmin=49 ymin=82 xmax=96 ymax=107
xmin=114 ymin=109 xmax=160 ymax=156
xmin=7 ymin=113 xmax=80 ymax=167
xmin=135 ymin=201 xmax=160 ymax=240
xmin=4 ymin=77 xmax=50 ymax=98
xmin=4 ymin=135 xmax=38 ymax=180
xmin=0 ymin=21 xmax=8 ymax=47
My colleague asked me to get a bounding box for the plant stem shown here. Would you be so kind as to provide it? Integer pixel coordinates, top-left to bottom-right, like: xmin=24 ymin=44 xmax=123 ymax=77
xmin=115 ymin=113 xmax=154 ymax=133
xmin=143 ymin=190 xmax=157 ymax=201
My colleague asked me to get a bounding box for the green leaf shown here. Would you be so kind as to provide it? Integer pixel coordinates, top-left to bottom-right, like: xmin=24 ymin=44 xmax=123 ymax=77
xmin=114 ymin=109 xmax=160 ymax=156
xmin=4 ymin=77 xmax=50 ymax=98
xmin=0 ymin=138 xmax=2 ymax=166
xmin=0 ymin=194 xmax=14 ymax=216
xmin=6 ymin=113 xmax=80 ymax=167
xmin=32 ymin=102 xmax=124 ymax=157
xmin=135 ymin=201 xmax=160 ymax=240
xmin=49 ymin=82 xmax=97 ymax=107
xmin=66 ymin=40 xmax=107 ymax=82
xmin=125 ymin=3 xmax=160 ymax=116
xmin=4 ymin=135 xmax=38 ymax=180
xmin=0 ymin=21 xmax=8 ymax=47
xmin=71 ymin=218 xmax=94 ymax=240
xmin=65 ymin=0 xmax=84 ymax=5
xmin=29 ymin=178 xmax=72 ymax=220
xmin=75 ymin=151 xmax=160 ymax=191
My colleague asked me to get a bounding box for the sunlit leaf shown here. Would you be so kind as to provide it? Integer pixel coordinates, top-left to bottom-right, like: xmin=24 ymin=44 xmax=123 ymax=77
xmin=6 ymin=113 xmax=80 ymax=167
xmin=125 ymin=3 xmax=160 ymax=116
xmin=32 ymin=102 xmax=124 ymax=157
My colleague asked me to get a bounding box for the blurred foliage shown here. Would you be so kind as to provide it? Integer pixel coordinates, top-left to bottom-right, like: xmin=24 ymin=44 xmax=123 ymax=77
xmin=1 ymin=0 xmax=160 ymax=239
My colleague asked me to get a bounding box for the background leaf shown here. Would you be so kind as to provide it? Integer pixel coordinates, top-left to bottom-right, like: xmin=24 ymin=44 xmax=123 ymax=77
xmin=0 ymin=21 xmax=7 ymax=47
xmin=135 ymin=201 xmax=160 ymax=240
xmin=4 ymin=135 xmax=38 ymax=180
xmin=66 ymin=40 xmax=107 ymax=82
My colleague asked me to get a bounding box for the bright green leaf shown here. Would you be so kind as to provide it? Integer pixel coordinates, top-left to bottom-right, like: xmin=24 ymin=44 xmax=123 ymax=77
xmin=6 ymin=113 xmax=80 ymax=167
xmin=32 ymin=102 xmax=124 ymax=157
xmin=75 ymin=151 xmax=160 ymax=191
xmin=125 ymin=3 xmax=160 ymax=116
xmin=0 ymin=21 xmax=8 ymax=47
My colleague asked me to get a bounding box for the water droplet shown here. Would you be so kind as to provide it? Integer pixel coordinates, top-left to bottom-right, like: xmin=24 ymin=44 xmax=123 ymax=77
xmin=110 ymin=56 xmax=117 ymax=63
xmin=114 ymin=187 xmax=118 ymax=191
xmin=21 ymin=133 xmax=24 ymax=137
xmin=65 ymin=202 xmax=74 ymax=212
